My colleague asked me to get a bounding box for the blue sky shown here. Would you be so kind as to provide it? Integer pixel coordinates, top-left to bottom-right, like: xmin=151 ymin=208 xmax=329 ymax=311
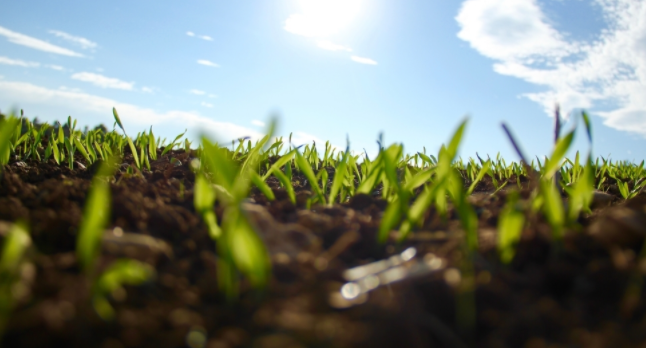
xmin=1 ymin=0 xmax=645 ymax=162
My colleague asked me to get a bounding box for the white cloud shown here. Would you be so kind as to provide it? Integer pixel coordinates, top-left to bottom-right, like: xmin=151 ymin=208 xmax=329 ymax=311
xmin=290 ymin=131 xmax=323 ymax=147
xmin=455 ymin=0 xmax=646 ymax=137
xmin=0 ymin=56 xmax=40 ymax=67
xmin=197 ymin=59 xmax=220 ymax=68
xmin=0 ymin=79 xmax=262 ymax=142
xmin=190 ymin=89 xmax=206 ymax=95
xmin=252 ymin=120 xmax=265 ymax=127
xmin=187 ymin=31 xmax=213 ymax=41
xmin=317 ymin=40 xmax=352 ymax=52
xmin=0 ymin=57 xmax=65 ymax=71
xmin=0 ymin=26 xmax=83 ymax=57
xmin=289 ymin=131 xmax=345 ymax=153
xmin=351 ymin=55 xmax=377 ymax=65
xmin=141 ymin=87 xmax=154 ymax=93
xmin=201 ymin=102 xmax=214 ymax=108
xmin=48 ymin=30 xmax=97 ymax=50
xmin=58 ymin=86 xmax=83 ymax=93
xmin=71 ymin=72 xmax=134 ymax=90
xmin=455 ymin=0 xmax=572 ymax=61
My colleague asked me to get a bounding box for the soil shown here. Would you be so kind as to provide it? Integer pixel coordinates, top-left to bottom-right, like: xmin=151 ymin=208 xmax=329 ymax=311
xmin=1 ymin=149 xmax=646 ymax=348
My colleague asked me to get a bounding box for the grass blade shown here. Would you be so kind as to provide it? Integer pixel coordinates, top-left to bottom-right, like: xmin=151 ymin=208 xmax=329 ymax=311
xmin=77 ymin=158 xmax=117 ymax=275
xmin=497 ymin=191 xmax=525 ymax=264
xmin=251 ymin=172 xmax=275 ymax=201
xmin=543 ymin=130 xmax=575 ymax=180
xmin=0 ymin=116 xmax=19 ymax=166
xmin=295 ymin=150 xmax=326 ymax=204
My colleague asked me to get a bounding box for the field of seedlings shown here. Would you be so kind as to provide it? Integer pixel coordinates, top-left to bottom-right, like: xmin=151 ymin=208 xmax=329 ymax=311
xmin=1 ymin=107 xmax=646 ymax=348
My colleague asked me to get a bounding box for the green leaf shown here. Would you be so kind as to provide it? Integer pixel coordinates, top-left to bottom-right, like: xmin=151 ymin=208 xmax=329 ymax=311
xmin=251 ymin=172 xmax=275 ymax=201
xmin=541 ymin=179 xmax=565 ymax=239
xmin=567 ymin=156 xmax=594 ymax=222
xmin=161 ymin=130 xmax=187 ymax=156
xmin=543 ymin=130 xmax=575 ymax=180
xmin=466 ymin=161 xmax=492 ymax=195
xmin=200 ymin=138 xmax=238 ymax=194
xmin=356 ymin=164 xmax=382 ymax=195
xmin=272 ymin=167 xmax=296 ymax=204
xmin=73 ymin=136 xmax=92 ymax=164
xmin=261 ymin=150 xmax=296 ymax=181
xmin=417 ymin=152 xmax=433 ymax=167
xmin=0 ymin=116 xmax=19 ymax=166
xmin=148 ymin=127 xmax=157 ymax=160
xmin=194 ymin=173 xmax=216 ymax=210
xmin=446 ymin=118 xmax=468 ymax=161
xmin=57 ymin=125 xmax=64 ymax=144
xmin=0 ymin=222 xmax=31 ymax=274
xmin=617 ymin=180 xmax=629 ymax=199
xmin=194 ymin=174 xmax=222 ymax=241
xmin=227 ymin=209 xmax=270 ymax=288
xmin=92 ymin=259 xmax=155 ymax=320
xmin=240 ymin=118 xmax=277 ymax=175
xmin=126 ymin=136 xmax=140 ymax=169
xmin=295 ymin=150 xmax=326 ymax=204
xmin=77 ymin=158 xmax=117 ymax=275
xmin=580 ymin=111 xmax=592 ymax=144
xmin=329 ymin=144 xmax=350 ymax=205
xmin=382 ymin=144 xmax=403 ymax=194
xmin=378 ymin=198 xmax=402 ymax=243
xmin=407 ymin=182 xmax=441 ymax=226
xmin=404 ymin=167 xmax=435 ymax=192
xmin=497 ymin=192 xmax=525 ymax=264
xmin=112 ymin=107 xmax=125 ymax=132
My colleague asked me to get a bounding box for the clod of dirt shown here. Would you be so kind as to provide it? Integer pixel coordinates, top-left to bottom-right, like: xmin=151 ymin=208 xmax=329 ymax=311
xmin=588 ymin=196 xmax=646 ymax=248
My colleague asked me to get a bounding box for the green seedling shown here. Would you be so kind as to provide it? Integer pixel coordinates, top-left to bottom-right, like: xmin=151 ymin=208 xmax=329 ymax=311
xmin=466 ymin=160 xmax=491 ymax=195
xmin=194 ymin=173 xmax=222 ymax=239
xmin=329 ymin=140 xmax=350 ymax=205
xmin=198 ymin=121 xmax=276 ymax=299
xmin=112 ymin=108 xmax=141 ymax=169
xmin=91 ymin=259 xmax=155 ymax=321
xmin=497 ymin=191 xmax=525 ymax=264
xmin=566 ymin=156 xmax=595 ymax=222
xmin=617 ymin=179 xmax=644 ymax=200
xmin=0 ymin=115 xmax=20 ymax=167
xmin=77 ymin=158 xmax=118 ymax=275
xmin=295 ymin=150 xmax=326 ymax=204
xmin=0 ymin=222 xmax=31 ymax=339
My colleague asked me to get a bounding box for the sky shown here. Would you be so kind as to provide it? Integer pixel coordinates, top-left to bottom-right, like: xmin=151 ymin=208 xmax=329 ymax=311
xmin=1 ymin=0 xmax=645 ymax=162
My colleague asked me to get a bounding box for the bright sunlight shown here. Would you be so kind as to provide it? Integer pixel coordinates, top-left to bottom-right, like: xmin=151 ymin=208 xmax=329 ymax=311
xmin=284 ymin=0 xmax=362 ymax=38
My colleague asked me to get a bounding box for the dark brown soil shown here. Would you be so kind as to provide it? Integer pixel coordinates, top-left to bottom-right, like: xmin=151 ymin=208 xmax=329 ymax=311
xmin=2 ymin=151 xmax=646 ymax=348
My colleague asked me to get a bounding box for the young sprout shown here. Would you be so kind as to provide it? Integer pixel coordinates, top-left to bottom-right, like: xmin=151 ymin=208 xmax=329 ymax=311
xmin=197 ymin=120 xmax=276 ymax=299
xmin=0 ymin=115 xmax=20 ymax=167
xmin=0 ymin=221 xmax=31 ymax=338
xmin=91 ymin=259 xmax=155 ymax=321
xmin=295 ymin=150 xmax=326 ymax=204
xmin=328 ymin=138 xmax=350 ymax=205
xmin=112 ymin=108 xmax=141 ymax=169
xmin=76 ymin=156 xmax=155 ymax=319
xmin=497 ymin=191 xmax=525 ymax=264
xmin=77 ymin=158 xmax=116 ymax=276
xmin=194 ymin=173 xmax=222 ymax=239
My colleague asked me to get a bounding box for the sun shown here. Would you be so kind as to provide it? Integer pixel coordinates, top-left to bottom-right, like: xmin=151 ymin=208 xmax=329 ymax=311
xmin=284 ymin=0 xmax=362 ymax=38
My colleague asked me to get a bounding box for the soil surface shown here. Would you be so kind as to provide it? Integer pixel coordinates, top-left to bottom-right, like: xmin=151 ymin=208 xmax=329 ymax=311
xmin=1 ymin=150 xmax=646 ymax=348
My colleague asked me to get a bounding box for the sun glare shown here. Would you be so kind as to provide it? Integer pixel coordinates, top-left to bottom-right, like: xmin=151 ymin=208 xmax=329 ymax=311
xmin=284 ymin=0 xmax=362 ymax=38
